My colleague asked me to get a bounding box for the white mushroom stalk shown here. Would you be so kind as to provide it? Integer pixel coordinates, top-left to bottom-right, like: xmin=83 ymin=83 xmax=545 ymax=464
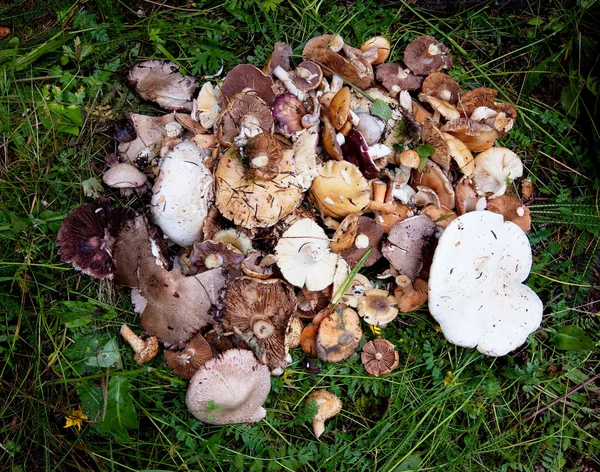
xmin=330 ymin=74 xmax=344 ymax=93
xmin=273 ymin=65 xmax=307 ymax=101
xmin=428 ymin=211 xmax=543 ymax=357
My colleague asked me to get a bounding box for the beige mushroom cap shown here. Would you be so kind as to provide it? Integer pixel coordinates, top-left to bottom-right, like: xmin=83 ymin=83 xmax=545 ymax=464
xmin=309 ymin=160 xmax=370 ymax=219
xmin=214 ymin=148 xmax=303 ymax=229
xmin=473 ymin=147 xmax=524 ymax=198
xmin=421 ymin=118 xmax=451 ymax=172
xmin=442 ymin=132 xmax=475 ymax=177
xmin=103 ymin=163 xmax=147 ymax=189
xmin=361 ymin=36 xmax=391 ymax=64
xmin=357 ymin=288 xmax=399 ymax=326
xmin=186 ymin=349 xmax=271 ymax=425
xmin=307 ymin=389 xmax=343 ymax=438
xmin=316 ymin=307 xmax=363 ymax=362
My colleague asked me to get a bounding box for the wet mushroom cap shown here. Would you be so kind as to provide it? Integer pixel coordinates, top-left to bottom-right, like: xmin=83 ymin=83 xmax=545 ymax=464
xmin=294 ymin=61 xmax=323 ymax=91
xmin=221 ymin=64 xmax=276 ymax=106
xmin=404 ymin=36 xmax=452 ymax=75
xmin=361 ymin=339 xmax=399 ymax=376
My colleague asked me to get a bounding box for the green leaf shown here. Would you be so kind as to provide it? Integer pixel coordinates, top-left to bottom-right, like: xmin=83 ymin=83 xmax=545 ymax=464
xmin=416 ymin=144 xmax=435 ymax=172
xmin=84 ymin=337 xmax=123 ymax=369
xmin=371 ymin=98 xmax=392 ymax=122
xmin=551 ymin=326 xmax=597 ymax=351
xmin=78 ymin=377 xmax=138 ymax=442
xmin=560 ymin=83 xmax=580 ymax=118
xmin=394 ymin=455 xmax=422 ymax=471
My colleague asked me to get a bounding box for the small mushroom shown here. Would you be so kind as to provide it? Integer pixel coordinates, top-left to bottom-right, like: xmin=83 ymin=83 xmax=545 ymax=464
xmin=316 ymin=307 xmax=363 ymax=362
xmin=473 ymin=147 xmax=524 ymax=198
xmin=375 ymin=63 xmax=424 ymax=93
xmin=454 ymin=176 xmax=484 ymax=215
xmin=357 ymin=288 xmax=398 ymax=326
xmin=306 ymin=389 xmax=342 ymax=439
xmin=329 ymin=212 xmax=361 ymax=253
xmin=192 ymin=82 xmax=221 ymax=129
xmin=361 ymin=339 xmax=399 ymax=376
xmin=117 ymin=113 xmax=175 ymax=165
xmin=404 ymin=36 xmax=452 ymax=75
xmin=457 ymin=88 xmax=497 ymax=117
xmin=340 ymin=216 xmax=384 ymax=267
xmin=103 ymin=162 xmax=147 ymax=189
xmin=442 ymin=132 xmax=475 ymax=177
xmin=356 ymin=113 xmax=385 ymax=145
xmin=241 ymin=251 xmax=277 ymax=279
xmin=486 ymin=195 xmax=531 ymax=233
xmin=421 ymin=118 xmax=451 ymax=172
xmin=186 ymin=349 xmax=271 ymax=424
xmin=394 ymin=275 xmax=428 ymax=312
xmin=212 ymin=228 xmax=254 ymax=254
xmin=221 ymin=64 xmax=276 ymax=106
xmin=321 ymin=115 xmax=344 ymax=161
xmin=361 ymin=36 xmax=391 ymax=65
xmin=441 ymin=118 xmax=498 ymax=153
xmin=216 ymin=93 xmax=274 ymax=148
xmin=421 ymin=72 xmax=461 ymax=104
xmin=272 ymin=93 xmax=306 ymax=136
xmin=263 ymin=42 xmax=293 ymax=76
xmin=189 ymin=240 xmax=244 ymax=278
xmin=164 ymin=332 xmax=213 ymax=378
xmin=294 ymin=61 xmax=323 ymax=91
xmin=412 ymin=160 xmax=455 ymax=209
xmin=120 ymin=324 xmax=159 ymax=365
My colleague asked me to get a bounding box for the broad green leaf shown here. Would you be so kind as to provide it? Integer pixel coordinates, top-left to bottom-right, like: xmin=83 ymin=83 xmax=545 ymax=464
xmin=551 ymin=326 xmax=597 ymax=351
xmin=416 ymin=144 xmax=435 ymax=172
xmin=394 ymin=455 xmax=422 ymax=471
xmin=58 ymin=301 xmax=118 ymax=328
xmin=84 ymin=337 xmax=122 ymax=369
xmin=560 ymin=83 xmax=580 ymax=118
xmin=371 ymin=98 xmax=392 ymax=122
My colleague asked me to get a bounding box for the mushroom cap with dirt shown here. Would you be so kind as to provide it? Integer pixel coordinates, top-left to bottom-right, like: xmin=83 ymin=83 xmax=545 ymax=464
xmin=150 ymin=142 xmax=213 ymax=247
xmin=275 ymin=218 xmax=340 ymax=292
xmin=186 ymin=349 xmax=271 ymax=425
xmin=214 ymin=147 xmax=303 ymax=229
xmin=361 ymin=339 xmax=399 ymax=377
xmin=128 ymin=60 xmax=199 ymax=111
xmin=222 ymin=277 xmax=297 ymax=374
xmin=316 ymin=306 xmax=363 ymax=362
xmin=428 ymin=211 xmax=543 ymax=357
xmin=306 ymin=389 xmax=342 ymax=438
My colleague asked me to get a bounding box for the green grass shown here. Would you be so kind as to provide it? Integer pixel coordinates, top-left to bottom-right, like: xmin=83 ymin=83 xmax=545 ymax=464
xmin=1 ymin=0 xmax=599 ymax=470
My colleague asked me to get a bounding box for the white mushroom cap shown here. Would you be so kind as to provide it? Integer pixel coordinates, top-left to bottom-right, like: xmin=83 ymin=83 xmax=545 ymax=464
xmin=151 ymin=142 xmax=213 ymax=246
xmin=275 ymin=218 xmax=340 ymax=291
xmin=186 ymin=349 xmax=271 ymax=425
xmin=428 ymin=211 xmax=543 ymax=356
xmin=473 ymin=147 xmax=523 ymax=198
xmin=103 ymin=163 xmax=147 ymax=188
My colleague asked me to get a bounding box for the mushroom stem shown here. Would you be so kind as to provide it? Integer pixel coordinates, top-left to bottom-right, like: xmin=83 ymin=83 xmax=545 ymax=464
xmin=120 ymin=324 xmax=146 ymax=353
xmin=120 ymin=324 xmax=160 ymax=365
xmin=372 ymin=180 xmax=387 ymax=203
xmin=251 ymin=318 xmax=275 ymax=339
xmin=273 ymin=66 xmax=306 ymax=100
xmin=395 ymin=275 xmax=415 ymax=296
xmin=369 ymin=201 xmax=397 ymax=214
xmin=330 ymin=75 xmax=344 ymax=93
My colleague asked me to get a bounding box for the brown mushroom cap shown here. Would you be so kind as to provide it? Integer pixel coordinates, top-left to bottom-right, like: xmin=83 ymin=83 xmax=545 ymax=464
xmin=404 ymin=36 xmax=452 ymax=75
xmin=296 ymin=286 xmax=333 ymax=320
xmin=329 ymin=87 xmax=352 ymax=130
xmin=441 ymin=118 xmax=498 ymax=153
xmin=421 ymin=72 xmax=461 ymax=104
xmin=394 ymin=275 xmax=428 ymax=312
xmin=57 ymin=198 xmax=136 ymax=280
xmin=382 ymin=215 xmax=436 ymax=280
xmin=241 ymin=251 xmax=277 ymax=279
xmin=361 ymin=339 xmax=399 ymax=376
xmin=186 ymin=349 xmax=271 ymax=425
xmin=375 ymin=63 xmax=424 ymax=93
xmin=263 ymin=42 xmax=293 ymax=77
xmin=486 ymin=195 xmax=531 ymax=233
xmin=420 ymin=204 xmax=457 ymax=228
xmin=128 ymin=60 xmax=199 ymax=111
xmin=454 ymin=176 xmax=482 ymax=215
xmin=222 ymin=277 xmax=297 ymax=372
xmin=221 ymin=64 xmax=276 ymax=107
xmin=120 ymin=324 xmax=160 ymax=365
xmin=316 ymin=307 xmax=363 ymax=362
xmin=357 ymin=288 xmax=398 ymax=326
xmin=303 ymin=34 xmax=374 ymax=89
xmin=329 ymin=212 xmax=361 ymax=253
xmin=243 ymin=133 xmax=283 ymax=181
xmin=307 ymin=389 xmax=343 ymax=438
xmin=361 ymin=36 xmax=391 ymax=65
xmin=412 ymin=160 xmax=456 ymax=209
xmin=216 ymin=93 xmax=274 ymax=148
xmin=309 ymin=160 xmax=371 ymax=219
xmin=190 ymin=240 xmax=244 ymax=278
xmin=421 ymin=118 xmax=451 ymax=172
xmin=457 ymin=88 xmax=497 ymax=117
xmin=321 ymin=115 xmax=344 ymax=160
xmin=214 ymin=148 xmax=303 ymax=229
xmin=165 ymin=332 xmax=213 ymax=378
xmin=340 ymin=216 xmax=384 ymax=267
xmin=294 ymin=61 xmax=323 ymax=91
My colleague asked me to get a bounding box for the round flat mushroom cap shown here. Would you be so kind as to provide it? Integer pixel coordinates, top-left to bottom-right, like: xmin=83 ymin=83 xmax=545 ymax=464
xmin=103 ymin=163 xmax=147 ymax=189
xmin=221 ymin=64 xmax=276 ymax=107
xmin=421 ymin=72 xmax=461 ymax=104
xmin=361 ymin=339 xmax=399 ymax=376
xmin=216 ymin=93 xmax=274 ymax=148
xmin=316 ymin=307 xmax=363 ymax=362
xmin=186 ymin=349 xmax=271 ymax=425
xmin=428 ymin=211 xmax=543 ymax=357
xmin=376 ymin=63 xmax=424 ymax=93
xmin=404 ymin=36 xmax=452 ymax=75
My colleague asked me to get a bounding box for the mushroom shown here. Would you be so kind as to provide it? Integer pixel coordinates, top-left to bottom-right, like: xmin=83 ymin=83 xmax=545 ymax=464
xmin=361 ymin=36 xmax=391 ymax=65
xmin=294 ymin=61 xmax=323 ymax=91
xmin=275 ymin=218 xmax=340 ymax=292
xmin=212 ymin=228 xmax=254 ymax=254
xmin=329 ymin=86 xmax=352 ymax=130
xmin=473 ymin=147 xmax=524 ymax=198
xmin=404 ymin=36 xmax=452 ymax=75
xmin=241 ymin=251 xmax=277 ymax=279
xmin=216 ymin=93 xmax=274 ymax=148
xmin=150 ymin=142 xmax=213 ymax=247
xmin=102 ymin=162 xmax=147 ymax=190
xmin=309 ymin=160 xmax=371 ymax=219
xmin=243 ymin=132 xmax=283 ymax=181
xmin=164 ymin=332 xmax=213 ymax=378
xmin=375 ymin=63 xmax=424 ymax=93
xmin=292 ymin=125 xmax=320 ymax=191
xmin=382 ymin=215 xmax=436 ymax=280
xmin=428 ymin=211 xmax=543 ymax=356
xmin=272 ymin=93 xmax=306 ymax=136
xmin=340 ymin=216 xmax=384 ymax=267
xmin=189 ymin=240 xmax=244 ymax=278
xmin=316 ymin=307 xmax=363 ymax=362
xmin=361 ymin=339 xmax=399 ymax=376
xmin=57 ymin=198 xmax=136 ymax=279
xmin=454 ymin=176 xmax=484 ymax=215
xmin=214 ymin=147 xmax=303 ymax=229
xmin=356 ymin=113 xmax=385 ymax=145
xmin=120 ymin=324 xmax=159 ymax=365
xmin=117 ymin=113 xmax=176 ymax=165
xmin=306 ymin=389 xmax=342 ymax=438
xmin=321 ymin=115 xmax=344 ymax=161
xmin=128 ymin=60 xmax=199 ymax=111
xmin=442 ymin=132 xmax=475 ymax=177
xmin=420 ymin=204 xmax=457 ymax=229
xmin=192 ymin=82 xmax=221 ymax=129
xmin=418 ymin=94 xmax=461 ymax=122
xmin=412 ymin=160 xmax=455 ymax=209
xmin=340 ymin=273 xmax=373 ymax=308
xmin=296 ymin=286 xmax=333 ymax=320
xmin=394 ymin=275 xmax=428 ymax=312
xmin=222 ymin=277 xmax=297 ymax=373
xmin=329 ymin=212 xmax=361 ymax=253
xmin=441 ymin=118 xmax=498 ymax=152
xmin=263 ymin=42 xmax=293 ymax=76
xmin=457 ymin=88 xmax=497 ymax=117
xmin=421 ymin=72 xmax=461 ymax=104
xmin=221 ymin=64 xmax=276 ymax=106
xmin=421 ymin=118 xmax=451 ymax=172
xmin=342 ymin=129 xmax=380 ymax=180
xmin=186 ymin=349 xmax=271 ymax=424
xmin=357 ymin=288 xmax=398 ymax=326
xmin=486 ymin=195 xmax=531 ymax=233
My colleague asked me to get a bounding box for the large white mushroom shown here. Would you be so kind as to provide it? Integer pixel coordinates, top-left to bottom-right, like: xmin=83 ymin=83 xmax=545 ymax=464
xmin=428 ymin=211 xmax=543 ymax=356
xmin=150 ymin=142 xmax=213 ymax=246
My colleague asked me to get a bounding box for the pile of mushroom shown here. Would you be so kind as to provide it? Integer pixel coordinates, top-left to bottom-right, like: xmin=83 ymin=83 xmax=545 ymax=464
xmin=57 ymin=33 xmax=543 ymax=432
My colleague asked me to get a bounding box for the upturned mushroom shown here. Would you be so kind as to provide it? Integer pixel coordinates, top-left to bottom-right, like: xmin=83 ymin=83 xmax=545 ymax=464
xmin=361 ymin=36 xmax=391 ymax=65
xmin=164 ymin=332 xmax=213 ymax=378
xmin=404 ymin=36 xmax=453 ymax=75
xmin=221 ymin=64 xmax=276 ymax=106
xmin=473 ymin=147 xmax=524 ymax=198
xmin=486 ymin=195 xmax=531 ymax=233
xmin=421 ymin=72 xmax=461 ymax=104
xmin=441 ymin=118 xmax=498 ymax=152
xmin=428 ymin=211 xmax=543 ymax=356
xmin=412 ymin=160 xmax=455 ymax=209
xmin=375 ymin=63 xmax=424 ymax=94
xmin=192 ymin=82 xmax=221 ymax=129
xmin=340 ymin=216 xmax=384 ymax=267
xmin=186 ymin=349 xmax=271 ymax=424
xmin=216 ymin=93 xmax=274 ymax=148
xmin=189 ymin=240 xmax=244 ymax=278
xmin=361 ymin=339 xmax=399 ymax=376
xmin=394 ymin=275 xmax=428 ymax=312
xmin=306 ymin=389 xmax=342 ymax=438
xmin=222 ymin=277 xmax=297 ymax=374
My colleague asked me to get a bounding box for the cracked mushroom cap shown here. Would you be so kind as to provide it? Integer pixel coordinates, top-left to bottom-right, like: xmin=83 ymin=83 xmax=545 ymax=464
xmin=428 ymin=211 xmax=543 ymax=356
xmin=412 ymin=160 xmax=456 ymax=210
xmin=340 ymin=216 xmax=384 ymax=267
xmin=103 ymin=163 xmax=147 ymax=189
xmin=361 ymin=339 xmax=399 ymax=376
xmin=441 ymin=118 xmax=498 ymax=153
xmin=186 ymin=349 xmax=271 ymax=424
xmin=216 ymin=93 xmax=274 ymax=148
xmin=165 ymin=332 xmax=213 ymax=378
xmin=128 ymin=60 xmax=199 ymax=111
xmin=303 ymin=34 xmax=374 ymax=89
xmin=382 ymin=215 xmax=437 ymax=280
xmin=222 ymin=277 xmax=297 ymax=373
xmin=473 ymin=147 xmax=524 ymax=198
xmin=309 ymin=160 xmax=371 ymax=219
xmin=421 ymin=118 xmax=451 ymax=172
xmin=421 ymin=72 xmax=461 ymax=104
xmin=57 ymin=198 xmax=136 ymax=279
xmin=214 ymin=147 xmax=303 ymax=229
xmin=275 ymin=218 xmax=340 ymax=292
xmin=317 ymin=307 xmax=363 ymax=362
xmin=357 ymin=288 xmax=398 ymax=326
xmin=307 ymin=389 xmax=342 ymax=438
xmin=375 ymin=63 xmax=424 ymax=93
xmin=221 ymin=64 xmax=276 ymax=106
xmin=151 ymin=142 xmax=213 ymax=247
xmin=486 ymin=195 xmax=531 ymax=233
xmin=404 ymin=36 xmax=452 ymax=75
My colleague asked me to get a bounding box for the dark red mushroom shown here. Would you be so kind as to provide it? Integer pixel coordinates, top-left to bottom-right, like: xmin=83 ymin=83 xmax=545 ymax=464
xmin=341 ymin=129 xmax=380 ymax=179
